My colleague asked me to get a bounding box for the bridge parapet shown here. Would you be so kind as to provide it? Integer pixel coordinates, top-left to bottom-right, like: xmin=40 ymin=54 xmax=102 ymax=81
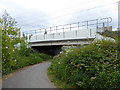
xmin=24 ymin=17 xmax=112 ymax=36
xmin=30 ymin=28 xmax=96 ymax=43
xmin=24 ymin=17 xmax=112 ymax=46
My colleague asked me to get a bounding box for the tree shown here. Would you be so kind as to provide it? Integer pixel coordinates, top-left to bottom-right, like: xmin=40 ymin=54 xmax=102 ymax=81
xmin=0 ymin=17 xmax=2 ymax=74
xmin=1 ymin=11 xmax=26 ymax=74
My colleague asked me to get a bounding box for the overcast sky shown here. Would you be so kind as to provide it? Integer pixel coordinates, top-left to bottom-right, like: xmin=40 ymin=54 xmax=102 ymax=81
xmin=0 ymin=0 xmax=119 ymax=32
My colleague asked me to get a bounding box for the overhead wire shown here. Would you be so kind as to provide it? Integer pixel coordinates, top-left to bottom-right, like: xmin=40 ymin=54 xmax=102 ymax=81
xmin=19 ymin=1 xmax=119 ymax=32
xmin=22 ymin=1 xmax=118 ymax=32
xmin=41 ymin=2 xmax=118 ymax=21
xmin=36 ymin=0 xmax=118 ymax=21
xmin=23 ymin=1 xmax=118 ymax=26
xmin=43 ymin=0 xmax=98 ymax=15
xmin=18 ymin=0 xmax=106 ymax=24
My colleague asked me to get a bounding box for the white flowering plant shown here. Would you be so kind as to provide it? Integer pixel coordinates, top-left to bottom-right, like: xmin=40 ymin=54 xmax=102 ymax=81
xmin=48 ymin=39 xmax=120 ymax=88
xmin=1 ymin=11 xmax=27 ymax=75
xmin=1 ymin=11 xmax=52 ymax=75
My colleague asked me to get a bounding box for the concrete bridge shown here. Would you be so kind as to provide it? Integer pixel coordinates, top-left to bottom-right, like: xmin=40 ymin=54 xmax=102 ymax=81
xmin=25 ymin=17 xmax=112 ymax=55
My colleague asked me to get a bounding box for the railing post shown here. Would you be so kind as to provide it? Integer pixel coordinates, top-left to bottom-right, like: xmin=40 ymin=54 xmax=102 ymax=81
xmin=87 ymin=21 xmax=88 ymax=29
xmin=35 ymin=30 xmax=36 ymax=35
xmin=96 ymin=19 xmax=98 ymax=32
xmin=78 ymin=22 xmax=80 ymax=30
xmin=107 ymin=18 xmax=109 ymax=27
xmin=50 ymin=27 xmax=52 ymax=33
xmin=40 ymin=29 xmax=41 ymax=34
xmin=90 ymin=29 xmax=91 ymax=37
xmin=53 ymin=33 xmax=54 ymax=38
xmin=44 ymin=29 xmax=46 ymax=39
xmin=63 ymin=25 xmax=65 ymax=38
xmin=35 ymin=30 xmax=37 ymax=40
xmin=76 ymin=30 xmax=77 ymax=37
xmin=70 ymin=24 xmax=71 ymax=31
xmin=26 ymin=32 xmax=27 ymax=40
xmin=45 ymin=29 xmax=47 ymax=34
xmin=44 ymin=34 xmax=45 ymax=39
xmin=102 ymin=22 xmax=105 ymax=32
xmin=56 ymin=26 xmax=58 ymax=33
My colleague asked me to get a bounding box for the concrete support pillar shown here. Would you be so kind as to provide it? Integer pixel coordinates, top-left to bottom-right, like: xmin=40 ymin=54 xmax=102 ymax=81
xmin=118 ymin=1 xmax=120 ymax=30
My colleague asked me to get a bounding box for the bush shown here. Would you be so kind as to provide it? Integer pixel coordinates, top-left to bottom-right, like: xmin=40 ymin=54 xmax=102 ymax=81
xmin=98 ymin=30 xmax=120 ymax=40
xmin=2 ymin=48 xmax=52 ymax=75
xmin=48 ymin=39 xmax=120 ymax=89
xmin=1 ymin=11 xmax=52 ymax=75
xmin=1 ymin=11 xmax=23 ymax=75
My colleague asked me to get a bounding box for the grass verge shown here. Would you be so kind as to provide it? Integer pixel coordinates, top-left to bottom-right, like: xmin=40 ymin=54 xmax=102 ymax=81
xmin=47 ymin=68 xmax=75 ymax=88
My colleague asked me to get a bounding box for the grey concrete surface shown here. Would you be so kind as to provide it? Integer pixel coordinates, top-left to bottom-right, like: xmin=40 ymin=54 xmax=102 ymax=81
xmin=2 ymin=61 xmax=55 ymax=88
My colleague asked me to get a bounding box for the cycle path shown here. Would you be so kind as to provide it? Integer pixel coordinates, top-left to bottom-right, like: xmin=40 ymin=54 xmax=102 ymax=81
xmin=2 ymin=61 xmax=55 ymax=88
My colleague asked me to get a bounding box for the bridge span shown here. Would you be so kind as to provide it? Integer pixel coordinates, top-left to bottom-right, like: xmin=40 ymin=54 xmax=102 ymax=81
xmin=24 ymin=17 xmax=112 ymax=55
xmin=30 ymin=28 xmax=96 ymax=46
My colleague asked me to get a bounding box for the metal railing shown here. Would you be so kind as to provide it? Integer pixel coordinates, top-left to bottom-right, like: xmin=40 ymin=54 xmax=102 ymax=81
xmin=24 ymin=17 xmax=112 ymax=36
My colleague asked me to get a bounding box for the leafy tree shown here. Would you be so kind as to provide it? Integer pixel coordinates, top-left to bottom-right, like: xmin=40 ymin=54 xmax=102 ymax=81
xmin=0 ymin=11 xmax=52 ymax=75
xmin=0 ymin=17 xmax=2 ymax=73
xmin=0 ymin=11 xmax=26 ymax=74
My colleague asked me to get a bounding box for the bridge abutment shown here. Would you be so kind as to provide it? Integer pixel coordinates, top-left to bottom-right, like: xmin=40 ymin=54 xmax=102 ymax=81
xmin=32 ymin=45 xmax=62 ymax=56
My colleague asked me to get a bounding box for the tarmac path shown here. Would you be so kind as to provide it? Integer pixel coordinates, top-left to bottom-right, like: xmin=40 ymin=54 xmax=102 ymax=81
xmin=2 ymin=61 xmax=55 ymax=88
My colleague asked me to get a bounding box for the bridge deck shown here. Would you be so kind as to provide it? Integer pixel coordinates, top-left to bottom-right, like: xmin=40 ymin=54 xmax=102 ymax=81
xmin=29 ymin=28 xmax=96 ymax=46
xmin=30 ymin=29 xmax=96 ymax=42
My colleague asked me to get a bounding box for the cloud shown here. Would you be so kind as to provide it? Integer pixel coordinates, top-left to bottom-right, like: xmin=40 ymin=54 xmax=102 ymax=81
xmin=0 ymin=0 xmax=119 ymax=32
xmin=66 ymin=1 xmax=118 ymax=29
xmin=0 ymin=0 xmax=52 ymax=32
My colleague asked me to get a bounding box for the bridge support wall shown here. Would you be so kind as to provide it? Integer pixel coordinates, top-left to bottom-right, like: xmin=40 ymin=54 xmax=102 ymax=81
xmin=32 ymin=45 xmax=62 ymax=56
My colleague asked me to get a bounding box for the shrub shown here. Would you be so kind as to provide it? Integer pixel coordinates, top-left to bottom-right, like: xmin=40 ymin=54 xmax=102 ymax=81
xmin=2 ymin=47 xmax=52 ymax=75
xmin=1 ymin=11 xmax=52 ymax=75
xmin=98 ymin=30 xmax=120 ymax=40
xmin=1 ymin=11 xmax=25 ymax=75
xmin=48 ymin=39 xmax=120 ymax=89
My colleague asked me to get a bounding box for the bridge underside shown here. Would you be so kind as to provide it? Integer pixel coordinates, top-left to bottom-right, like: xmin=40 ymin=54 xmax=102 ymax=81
xmin=31 ymin=38 xmax=95 ymax=56
xmin=32 ymin=45 xmax=62 ymax=56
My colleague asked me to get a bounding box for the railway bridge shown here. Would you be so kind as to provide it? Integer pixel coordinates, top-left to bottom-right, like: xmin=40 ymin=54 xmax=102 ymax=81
xmin=24 ymin=17 xmax=112 ymax=55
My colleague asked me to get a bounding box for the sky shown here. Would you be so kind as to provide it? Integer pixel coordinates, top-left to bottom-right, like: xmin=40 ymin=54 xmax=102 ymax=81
xmin=0 ymin=0 xmax=119 ymax=32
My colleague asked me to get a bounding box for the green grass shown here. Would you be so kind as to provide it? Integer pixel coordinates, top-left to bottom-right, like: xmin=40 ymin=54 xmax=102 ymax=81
xmin=47 ymin=68 xmax=75 ymax=88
